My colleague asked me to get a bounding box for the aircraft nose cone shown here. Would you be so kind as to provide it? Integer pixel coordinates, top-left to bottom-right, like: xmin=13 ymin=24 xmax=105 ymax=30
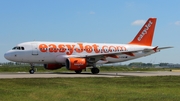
xmin=4 ymin=51 xmax=15 ymax=61
xmin=4 ymin=52 xmax=11 ymax=60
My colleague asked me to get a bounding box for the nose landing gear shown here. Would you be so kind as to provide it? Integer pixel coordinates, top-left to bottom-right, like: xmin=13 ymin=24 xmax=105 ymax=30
xmin=29 ymin=64 xmax=35 ymax=74
xmin=29 ymin=69 xmax=35 ymax=74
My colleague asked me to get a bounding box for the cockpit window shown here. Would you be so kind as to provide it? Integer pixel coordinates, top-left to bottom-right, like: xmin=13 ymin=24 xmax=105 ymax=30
xmin=21 ymin=47 xmax=24 ymax=50
xmin=12 ymin=46 xmax=25 ymax=50
xmin=17 ymin=47 xmax=20 ymax=50
xmin=12 ymin=46 xmax=18 ymax=50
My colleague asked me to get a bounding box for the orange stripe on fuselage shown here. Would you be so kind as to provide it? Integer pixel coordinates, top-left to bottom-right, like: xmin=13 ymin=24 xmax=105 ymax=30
xmin=39 ymin=43 xmax=127 ymax=55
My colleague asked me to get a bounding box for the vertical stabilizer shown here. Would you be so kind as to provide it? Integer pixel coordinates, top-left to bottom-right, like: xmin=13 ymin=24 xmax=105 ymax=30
xmin=129 ymin=18 xmax=156 ymax=46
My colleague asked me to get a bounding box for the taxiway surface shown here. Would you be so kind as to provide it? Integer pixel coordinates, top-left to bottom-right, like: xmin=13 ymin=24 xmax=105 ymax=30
xmin=0 ymin=71 xmax=180 ymax=78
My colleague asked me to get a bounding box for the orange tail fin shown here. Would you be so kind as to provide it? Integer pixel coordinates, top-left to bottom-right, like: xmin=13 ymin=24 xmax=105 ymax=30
xmin=129 ymin=18 xmax=157 ymax=46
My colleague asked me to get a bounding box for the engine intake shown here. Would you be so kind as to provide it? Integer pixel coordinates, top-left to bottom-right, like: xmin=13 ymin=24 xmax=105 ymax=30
xmin=66 ymin=58 xmax=87 ymax=70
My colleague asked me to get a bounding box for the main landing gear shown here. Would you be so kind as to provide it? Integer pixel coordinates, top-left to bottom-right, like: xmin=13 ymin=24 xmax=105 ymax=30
xmin=75 ymin=70 xmax=82 ymax=74
xmin=91 ymin=68 xmax=100 ymax=74
xmin=29 ymin=64 xmax=35 ymax=74
xmin=74 ymin=67 xmax=100 ymax=74
xmin=90 ymin=64 xmax=100 ymax=74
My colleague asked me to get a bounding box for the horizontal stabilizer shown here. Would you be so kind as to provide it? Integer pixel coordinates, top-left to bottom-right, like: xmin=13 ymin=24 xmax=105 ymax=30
xmin=158 ymin=46 xmax=173 ymax=50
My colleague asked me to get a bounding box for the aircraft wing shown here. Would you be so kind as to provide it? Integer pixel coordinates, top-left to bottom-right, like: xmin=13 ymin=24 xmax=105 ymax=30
xmin=74 ymin=46 xmax=173 ymax=62
xmin=83 ymin=46 xmax=164 ymax=58
xmin=74 ymin=48 xmax=153 ymax=60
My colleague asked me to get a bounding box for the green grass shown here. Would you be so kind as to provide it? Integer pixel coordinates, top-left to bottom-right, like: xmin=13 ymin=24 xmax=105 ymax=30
xmin=99 ymin=66 xmax=172 ymax=71
xmin=0 ymin=76 xmax=180 ymax=101
xmin=0 ymin=65 xmax=68 ymax=72
xmin=0 ymin=65 xmax=173 ymax=73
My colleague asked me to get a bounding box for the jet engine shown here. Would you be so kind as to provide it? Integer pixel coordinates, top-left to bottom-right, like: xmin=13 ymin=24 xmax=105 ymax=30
xmin=44 ymin=63 xmax=63 ymax=70
xmin=66 ymin=58 xmax=87 ymax=70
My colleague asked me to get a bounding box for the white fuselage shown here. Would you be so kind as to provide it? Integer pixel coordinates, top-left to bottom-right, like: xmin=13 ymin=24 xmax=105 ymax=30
xmin=4 ymin=41 xmax=156 ymax=65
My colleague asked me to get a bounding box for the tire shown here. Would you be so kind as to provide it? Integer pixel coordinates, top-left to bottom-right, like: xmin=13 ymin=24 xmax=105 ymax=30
xmin=91 ymin=68 xmax=99 ymax=74
xmin=29 ymin=69 xmax=35 ymax=74
xmin=75 ymin=70 xmax=82 ymax=74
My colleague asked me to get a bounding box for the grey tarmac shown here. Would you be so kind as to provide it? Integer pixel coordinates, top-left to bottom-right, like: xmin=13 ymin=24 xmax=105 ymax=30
xmin=0 ymin=71 xmax=180 ymax=78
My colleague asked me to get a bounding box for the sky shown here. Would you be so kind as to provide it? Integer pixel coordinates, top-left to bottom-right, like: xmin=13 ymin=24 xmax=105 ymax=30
xmin=0 ymin=0 xmax=180 ymax=64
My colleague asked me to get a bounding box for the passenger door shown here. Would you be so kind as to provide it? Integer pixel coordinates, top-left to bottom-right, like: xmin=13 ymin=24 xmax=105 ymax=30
xmin=31 ymin=43 xmax=38 ymax=55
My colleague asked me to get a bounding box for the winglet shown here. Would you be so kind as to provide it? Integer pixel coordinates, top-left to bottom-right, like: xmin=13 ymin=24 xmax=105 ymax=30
xmin=129 ymin=18 xmax=157 ymax=46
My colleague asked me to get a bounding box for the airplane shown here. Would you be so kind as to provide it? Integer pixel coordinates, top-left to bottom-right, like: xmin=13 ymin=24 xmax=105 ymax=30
xmin=4 ymin=18 xmax=172 ymax=74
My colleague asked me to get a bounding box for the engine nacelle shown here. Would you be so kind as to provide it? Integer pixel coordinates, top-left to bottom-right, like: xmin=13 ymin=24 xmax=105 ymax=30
xmin=66 ymin=58 xmax=87 ymax=70
xmin=44 ymin=63 xmax=63 ymax=70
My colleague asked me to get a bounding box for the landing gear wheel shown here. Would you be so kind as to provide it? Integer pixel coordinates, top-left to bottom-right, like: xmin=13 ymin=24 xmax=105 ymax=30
xmin=29 ymin=69 xmax=35 ymax=74
xmin=29 ymin=63 xmax=35 ymax=74
xmin=91 ymin=68 xmax=100 ymax=74
xmin=75 ymin=70 xmax=82 ymax=74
